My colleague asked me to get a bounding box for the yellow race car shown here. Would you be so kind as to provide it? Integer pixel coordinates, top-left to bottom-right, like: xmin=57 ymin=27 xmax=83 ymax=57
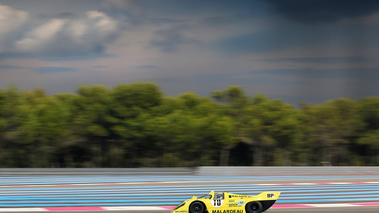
xmin=171 ymin=191 xmax=280 ymax=213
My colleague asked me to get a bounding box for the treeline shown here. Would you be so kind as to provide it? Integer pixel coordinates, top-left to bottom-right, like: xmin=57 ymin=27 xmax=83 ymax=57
xmin=0 ymin=82 xmax=378 ymax=167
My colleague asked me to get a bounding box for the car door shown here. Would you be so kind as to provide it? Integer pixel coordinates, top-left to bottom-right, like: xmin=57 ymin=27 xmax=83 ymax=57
xmin=226 ymin=193 xmax=246 ymax=212
xmin=208 ymin=192 xmax=228 ymax=212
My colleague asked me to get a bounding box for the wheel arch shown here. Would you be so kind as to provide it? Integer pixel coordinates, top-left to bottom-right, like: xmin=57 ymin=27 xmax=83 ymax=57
xmin=260 ymin=200 xmax=276 ymax=212
xmin=189 ymin=200 xmax=208 ymax=213
xmin=245 ymin=201 xmax=263 ymax=213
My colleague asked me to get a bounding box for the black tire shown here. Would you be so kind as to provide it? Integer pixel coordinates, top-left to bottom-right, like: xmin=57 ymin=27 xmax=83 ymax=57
xmin=246 ymin=201 xmax=263 ymax=213
xmin=189 ymin=201 xmax=205 ymax=213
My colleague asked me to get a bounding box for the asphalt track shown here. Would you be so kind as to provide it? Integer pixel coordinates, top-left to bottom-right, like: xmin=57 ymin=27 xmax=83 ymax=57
xmin=0 ymin=175 xmax=378 ymax=213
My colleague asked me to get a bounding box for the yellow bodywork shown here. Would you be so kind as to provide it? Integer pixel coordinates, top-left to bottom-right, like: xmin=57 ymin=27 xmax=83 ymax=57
xmin=171 ymin=191 xmax=280 ymax=213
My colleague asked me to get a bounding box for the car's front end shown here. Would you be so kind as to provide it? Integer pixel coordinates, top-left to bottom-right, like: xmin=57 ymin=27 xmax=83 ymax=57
xmin=171 ymin=197 xmax=196 ymax=213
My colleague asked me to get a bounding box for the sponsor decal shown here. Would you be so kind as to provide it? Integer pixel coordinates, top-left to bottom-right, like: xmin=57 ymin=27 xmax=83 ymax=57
xmin=267 ymin=193 xmax=275 ymax=198
xmin=229 ymin=200 xmax=245 ymax=207
xmin=212 ymin=210 xmax=243 ymax=213
xmin=230 ymin=195 xmax=248 ymax=198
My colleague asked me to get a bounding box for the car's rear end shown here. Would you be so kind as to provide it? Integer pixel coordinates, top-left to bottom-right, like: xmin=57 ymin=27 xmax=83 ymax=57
xmin=248 ymin=191 xmax=281 ymax=212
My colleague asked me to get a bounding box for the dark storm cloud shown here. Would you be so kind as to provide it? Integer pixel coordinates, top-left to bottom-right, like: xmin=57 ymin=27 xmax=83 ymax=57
xmin=36 ymin=67 xmax=76 ymax=74
xmin=0 ymin=53 xmax=32 ymax=61
xmin=38 ymin=12 xmax=77 ymax=19
xmin=41 ymin=53 xmax=115 ymax=62
xmin=91 ymin=65 xmax=109 ymax=69
xmin=211 ymin=27 xmax=316 ymax=54
xmin=147 ymin=17 xmax=187 ymax=25
xmin=200 ymin=16 xmax=230 ymax=27
xmin=150 ymin=24 xmax=200 ymax=52
xmin=136 ymin=65 xmax=159 ymax=69
xmin=266 ymin=0 xmax=379 ymax=24
xmin=212 ymin=32 xmax=281 ymax=54
xmin=0 ymin=65 xmax=25 ymax=69
xmin=250 ymin=68 xmax=379 ymax=80
xmin=262 ymin=56 xmax=369 ymax=64
xmin=251 ymin=67 xmax=379 ymax=102
xmin=212 ymin=16 xmax=379 ymax=55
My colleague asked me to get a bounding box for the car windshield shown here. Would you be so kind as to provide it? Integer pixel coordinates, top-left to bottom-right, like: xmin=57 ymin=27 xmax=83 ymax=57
xmin=199 ymin=194 xmax=212 ymax=199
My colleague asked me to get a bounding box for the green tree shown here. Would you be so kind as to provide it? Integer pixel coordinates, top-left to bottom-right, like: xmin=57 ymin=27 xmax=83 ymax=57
xmin=246 ymin=94 xmax=302 ymax=166
xmin=71 ymin=85 xmax=115 ymax=167
xmin=0 ymin=90 xmax=6 ymax=166
xmin=357 ymin=130 xmax=379 ymax=165
xmin=0 ymin=87 xmax=28 ymax=167
xmin=3 ymin=83 xmax=379 ymax=167
xmin=145 ymin=92 xmax=235 ymax=166
xmin=358 ymin=97 xmax=379 ymax=130
xmin=19 ymin=93 xmax=72 ymax=167
xmin=111 ymin=82 xmax=163 ymax=167
xmin=302 ymin=98 xmax=363 ymax=166
xmin=356 ymin=97 xmax=379 ymax=165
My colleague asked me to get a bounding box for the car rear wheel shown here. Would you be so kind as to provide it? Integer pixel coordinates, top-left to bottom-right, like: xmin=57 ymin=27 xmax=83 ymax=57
xmin=246 ymin=201 xmax=263 ymax=213
xmin=190 ymin=201 xmax=204 ymax=213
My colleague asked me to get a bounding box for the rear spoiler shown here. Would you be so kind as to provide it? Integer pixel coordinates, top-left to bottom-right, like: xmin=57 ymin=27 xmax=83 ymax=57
xmin=255 ymin=191 xmax=281 ymax=212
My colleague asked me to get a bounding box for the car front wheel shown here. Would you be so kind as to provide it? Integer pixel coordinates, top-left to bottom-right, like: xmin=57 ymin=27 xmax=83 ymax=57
xmin=246 ymin=201 xmax=263 ymax=213
xmin=190 ymin=201 xmax=204 ymax=213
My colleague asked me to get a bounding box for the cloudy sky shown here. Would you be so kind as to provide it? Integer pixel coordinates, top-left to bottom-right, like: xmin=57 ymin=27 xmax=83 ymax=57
xmin=1 ymin=0 xmax=379 ymax=104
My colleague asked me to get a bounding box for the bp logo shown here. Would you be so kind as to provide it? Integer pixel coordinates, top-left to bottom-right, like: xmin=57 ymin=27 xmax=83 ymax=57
xmin=212 ymin=199 xmax=224 ymax=207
